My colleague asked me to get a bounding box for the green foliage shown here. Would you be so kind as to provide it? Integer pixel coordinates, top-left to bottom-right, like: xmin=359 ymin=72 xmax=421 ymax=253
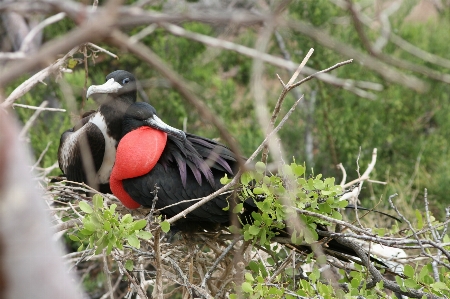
xmin=69 ymin=195 xmax=152 ymax=254
xmin=236 ymin=161 xmax=344 ymax=247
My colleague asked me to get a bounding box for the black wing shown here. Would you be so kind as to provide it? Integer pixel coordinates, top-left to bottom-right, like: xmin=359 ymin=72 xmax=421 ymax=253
xmin=58 ymin=117 xmax=105 ymax=186
xmin=122 ymin=134 xmax=238 ymax=223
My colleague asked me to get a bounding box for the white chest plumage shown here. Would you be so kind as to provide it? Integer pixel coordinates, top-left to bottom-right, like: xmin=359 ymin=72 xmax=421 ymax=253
xmin=89 ymin=113 xmax=117 ymax=184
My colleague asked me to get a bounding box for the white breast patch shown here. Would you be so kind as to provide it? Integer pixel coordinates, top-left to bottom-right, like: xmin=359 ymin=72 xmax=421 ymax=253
xmin=89 ymin=113 xmax=117 ymax=184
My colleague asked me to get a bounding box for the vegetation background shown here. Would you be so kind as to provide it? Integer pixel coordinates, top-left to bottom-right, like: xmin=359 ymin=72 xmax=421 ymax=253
xmin=1 ymin=0 xmax=450 ymax=298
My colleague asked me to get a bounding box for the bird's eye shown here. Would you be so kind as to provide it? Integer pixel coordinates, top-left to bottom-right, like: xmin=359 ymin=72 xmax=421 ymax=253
xmin=122 ymin=78 xmax=130 ymax=84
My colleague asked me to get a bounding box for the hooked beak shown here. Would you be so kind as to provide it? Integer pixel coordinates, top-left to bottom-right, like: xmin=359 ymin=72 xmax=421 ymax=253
xmin=86 ymin=78 xmax=122 ymax=98
xmin=144 ymin=115 xmax=186 ymax=140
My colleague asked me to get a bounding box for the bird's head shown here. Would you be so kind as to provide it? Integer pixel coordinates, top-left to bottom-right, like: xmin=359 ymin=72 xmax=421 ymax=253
xmin=123 ymin=102 xmax=186 ymax=140
xmin=86 ymin=70 xmax=137 ymax=104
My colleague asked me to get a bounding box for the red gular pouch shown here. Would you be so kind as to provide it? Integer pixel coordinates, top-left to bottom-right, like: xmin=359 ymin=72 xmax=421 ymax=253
xmin=110 ymin=127 xmax=167 ymax=209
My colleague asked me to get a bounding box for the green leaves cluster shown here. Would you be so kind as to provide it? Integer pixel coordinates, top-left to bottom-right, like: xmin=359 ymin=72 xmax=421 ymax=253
xmin=232 ymin=161 xmax=346 ymax=247
xmin=395 ymin=264 xmax=450 ymax=297
xmin=69 ymin=194 xmax=152 ymax=254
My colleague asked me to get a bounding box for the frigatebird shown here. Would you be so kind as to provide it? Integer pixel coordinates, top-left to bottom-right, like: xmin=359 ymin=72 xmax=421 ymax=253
xmin=110 ymin=101 xmax=240 ymax=227
xmin=58 ymin=70 xmax=183 ymax=193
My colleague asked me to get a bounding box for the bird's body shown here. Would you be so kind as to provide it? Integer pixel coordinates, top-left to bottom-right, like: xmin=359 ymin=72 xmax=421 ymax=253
xmin=109 ymin=102 xmax=239 ymax=227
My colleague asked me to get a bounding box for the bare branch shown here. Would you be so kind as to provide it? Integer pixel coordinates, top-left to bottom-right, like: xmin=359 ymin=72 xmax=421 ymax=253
xmin=20 ymin=12 xmax=66 ymax=53
xmin=287 ymin=19 xmax=428 ymax=92
xmin=19 ymin=100 xmax=48 ymax=139
xmin=13 ymin=103 xmax=66 ymax=112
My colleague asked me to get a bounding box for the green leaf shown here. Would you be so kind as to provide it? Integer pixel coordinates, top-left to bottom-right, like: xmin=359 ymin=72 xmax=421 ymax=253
xmin=133 ymin=219 xmax=147 ymax=231
xmin=127 ymin=234 xmax=140 ymax=249
xmin=160 ymin=221 xmax=171 ymax=233
xmin=404 ymin=278 xmax=420 ymax=289
xmin=404 ymin=264 xmax=415 ymax=278
xmin=431 ymin=281 xmax=449 ymax=291
xmin=243 ymin=230 xmax=252 ymax=241
xmin=109 ymin=204 xmax=117 ymax=214
xmin=68 ymin=234 xmax=80 ymax=242
xmin=255 ymin=161 xmax=266 ymax=173
xmin=419 ymin=265 xmax=430 ymax=282
xmin=248 ymin=225 xmax=260 ymax=235
xmin=309 ymin=268 xmax=320 ymax=283
xmin=84 ymin=220 xmax=97 ymax=232
xmin=80 ymin=228 xmax=94 ymax=236
xmin=103 ymin=220 xmax=111 ymax=231
xmin=79 ymin=201 xmax=93 ymax=214
xmin=395 ymin=275 xmax=404 ymax=288
xmin=67 ymin=58 xmax=78 ymax=69
xmin=292 ymin=164 xmax=305 ymax=176
xmin=220 ymin=174 xmax=231 ymax=185
xmin=233 ymin=203 xmax=244 ymax=213
xmin=121 ymin=214 xmax=133 ymax=224
xmin=259 ymin=228 xmax=267 ymax=246
xmin=125 ymin=260 xmax=134 ymax=271
xmin=244 ymin=272 xmax=254 ymax=282
xmin=253 ymin=187 xmax=264 ymax=195
xmin=332 ymin=210 xmax=343 ymax=220
xmin=241 ymin=172 xmax=252 ymax=185
xmin=137 ymin=231 xmax=152 ymax=240
xmin=351 ymin=276 xmax=360 ymax=289
xmin=337 ymin=199 xmax=348 ymax=208
xmin=241 ymin=282 xmax=253 ymax=293
xmin=313 ymin=180 xmax=325 ymax=190
xmin=92 ymin=194 xmax=103 ymax=209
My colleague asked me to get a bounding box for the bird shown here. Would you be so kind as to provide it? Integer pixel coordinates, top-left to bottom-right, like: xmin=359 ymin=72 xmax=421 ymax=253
xmin=58 ymin=70 xmax=141 ymax=193
xmin=110 ymin=101 xmax=240 ymax=228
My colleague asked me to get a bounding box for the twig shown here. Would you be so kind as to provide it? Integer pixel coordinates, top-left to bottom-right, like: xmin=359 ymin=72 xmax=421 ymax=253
xmin=86 ymin=43 xmax=119 ymax=59
xmin=335 ymin=236 xmax=439 ymax=298
xmin=147 ymin=186 xmax=159 ymax=225
xmin=201 ymin=238 xmax=239 ymax=288
xmin=267 ymin=250 xmax=294 ymax=283
xmin=19 ymin=100 xmax=48 ymax=139
xmin=424 ymin=188 xmax=439 ymax=241
xmin=114 ymin=251 xmax=148 ymax=299
xmin=345 ymin=0 xmax=450 ymax=84
xmin=13 ymin=103 xmax=66 ymax=112
xmin=163 ymin=256 xmax=194 ymax=298
xmin=53 ymin=218 xmax=82 ymax=232
xmin=388 ymin=194 xmax=450 ymax=270
xmin=342 ymin=148 xmax=378 ymax=189
xmin=260 ymin=48 xmax=314 ymax=163
xmin=129 ymin=24 xmax=158 ymax=44
xmin=337 ymin=163 xmax=347 ymax=186
xmin=152 ymin=229 xmax=163 ymax=298
xmin=20 ymin=12 xmax=67 ymax=53
xmin=1 ymin=46 xmax=79 ymax=108
xmin=0 ymin=0 xmax=123 ymax=92
xmin=291 ymin=59 xmax=354 ymax=89
xmin=103 ymin=249 xmax=115 ymax=299
xmin=31 ymin=141 xmax=52 ymax=171
xmin=287 ymin=19 xmax=428 ymax=92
